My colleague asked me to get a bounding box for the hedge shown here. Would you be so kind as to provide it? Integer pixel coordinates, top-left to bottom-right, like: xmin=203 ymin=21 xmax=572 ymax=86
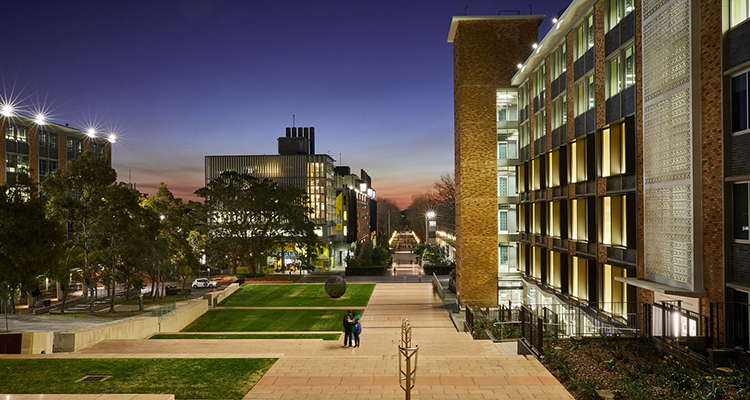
xmin=345 ymin=266 xmax=388 ymax=276
xmin=423 ymin=265 xmax=455 ymax=275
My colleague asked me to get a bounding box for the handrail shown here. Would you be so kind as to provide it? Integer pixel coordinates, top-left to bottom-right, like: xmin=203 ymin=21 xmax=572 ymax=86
xmin=432 ymin=273 xmax=445 ymax=301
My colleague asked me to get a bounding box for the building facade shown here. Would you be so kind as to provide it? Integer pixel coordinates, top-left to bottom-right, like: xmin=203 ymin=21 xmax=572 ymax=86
xmin=451 ymin=0 xmax=750 ymax=351
xmin=1 ymin=113 xmax=111 ymax=187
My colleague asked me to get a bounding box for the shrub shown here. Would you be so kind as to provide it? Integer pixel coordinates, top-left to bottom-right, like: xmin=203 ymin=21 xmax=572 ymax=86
xmin=423 ymin=265 xmax=455 ymax=275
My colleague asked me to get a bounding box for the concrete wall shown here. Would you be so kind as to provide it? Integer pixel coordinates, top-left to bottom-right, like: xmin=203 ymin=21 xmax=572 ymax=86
xmin=52 ymin=284 xmax=240 ymax=352
xmin=21 ymin=331 xmax=54 ymax=354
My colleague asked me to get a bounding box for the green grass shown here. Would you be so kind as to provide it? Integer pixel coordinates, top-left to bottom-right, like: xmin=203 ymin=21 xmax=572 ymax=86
xmin=218 ymin=283 xmax=375 ymax=307
xmin=182 ymin=309 xmax=361 ymax=332
xmin=0 ymin=358 xmax=276 ymax=399
xmin=151 ymin=333 xmax=341 ymax=340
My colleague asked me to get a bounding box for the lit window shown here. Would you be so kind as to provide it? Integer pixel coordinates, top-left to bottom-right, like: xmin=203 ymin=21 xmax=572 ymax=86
xmin=624 ymin=47 xmax=635 ymax=88
xmin=608 ymin=57 xmax=621 ymax=98
xmin=607 ymin=0 xmax=634 ymax=31
xmin=731 ymin=0 xmax=750 ymax=28
xmin=576 ymin=15 xmax=595 ymax=59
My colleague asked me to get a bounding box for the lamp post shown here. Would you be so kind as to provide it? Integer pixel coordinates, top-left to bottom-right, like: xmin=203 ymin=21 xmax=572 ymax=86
xmin=425 ymin=211 xmax=437 ymax=246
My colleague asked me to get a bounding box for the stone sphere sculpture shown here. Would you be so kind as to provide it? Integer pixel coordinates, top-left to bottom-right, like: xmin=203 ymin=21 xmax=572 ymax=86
xmin=325 ymin=276 xmax=347 ymax=298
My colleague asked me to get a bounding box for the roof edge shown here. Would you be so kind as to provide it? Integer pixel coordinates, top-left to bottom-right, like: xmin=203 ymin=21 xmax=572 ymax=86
xmin=448 ymin=15 xmax=547 ymax=43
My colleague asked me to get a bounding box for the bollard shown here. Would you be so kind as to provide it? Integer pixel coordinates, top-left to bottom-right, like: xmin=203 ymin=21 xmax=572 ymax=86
xmin=138 ymin=294 xmax=144 ymax=311
xmin=213 ymin=297 xmax=217 ymax=308
xmin=399 ymin=344 xmax=419 ymax=400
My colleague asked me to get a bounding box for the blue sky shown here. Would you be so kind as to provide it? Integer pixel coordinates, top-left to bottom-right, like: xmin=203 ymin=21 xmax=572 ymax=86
xmin=3 ymin=0 xmax=569 ymax=206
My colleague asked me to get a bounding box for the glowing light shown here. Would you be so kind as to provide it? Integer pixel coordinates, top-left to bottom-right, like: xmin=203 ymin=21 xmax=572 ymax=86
xmin=532 ymin=43 xmax=538 ymax=49
xmin=1 ymin=104 xmax=14 ymax=117
xmin=160 ymin=215 xmax=165 ymax=221
xmin=86 ymin=128 xmax=97 ymax=138
xmin=108 ymin=133 xmax=117 ymax=143
xmin=426 ymin=211 xmax=436 ymax=219
xmin=34 ymin=113 xmax=46 ymax=125
xmin=516 ymin=63 xmax=523 ymax=69
xmin=552 ymin=18 xmax=558 ymax=24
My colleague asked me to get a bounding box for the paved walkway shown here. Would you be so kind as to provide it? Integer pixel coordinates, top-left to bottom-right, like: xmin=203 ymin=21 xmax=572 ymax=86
xmin=1 ymin=281 xmax=572 ymax=399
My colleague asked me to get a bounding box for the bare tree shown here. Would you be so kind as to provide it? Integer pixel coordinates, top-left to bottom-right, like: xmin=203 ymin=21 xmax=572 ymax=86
xmin=433 ymin=174 xmax=456 ymax=233
xmin=405 ymin=192 xmax=441 ymax=242
xmin=376 ymin=197 xmax=402 ymax=247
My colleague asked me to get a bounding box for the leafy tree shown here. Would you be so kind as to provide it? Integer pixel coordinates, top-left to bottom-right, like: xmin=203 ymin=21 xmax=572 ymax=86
xmin=0 ymin=175 xmax=64 ymax=317
xmin=376 ymin=197 xmax=402 ymax=247
xmin=195 ymin=171 xmax=319 ymax=275
xmin=42 ymin=152 xmax=117 ymax=314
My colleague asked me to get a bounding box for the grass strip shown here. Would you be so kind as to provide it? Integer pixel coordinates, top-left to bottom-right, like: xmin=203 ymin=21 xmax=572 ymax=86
xmin=219 ymin=283 xmax=375 ymax=307
xmin=182 ymin=309 xmax=362 ymax=332
xmin=151 ymin=333 xmax=340 ymax=340
xmin=0 ymin=358 xmax=276 ymax=400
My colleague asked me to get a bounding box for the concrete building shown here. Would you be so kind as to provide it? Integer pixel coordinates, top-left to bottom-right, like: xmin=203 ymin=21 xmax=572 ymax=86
xmin=450 ymin=0 xmax=750 ymax=354
xmin=332 ymin=166 xmax=377 ymax=267
xmin=1 ymin=113 xmax=111 ymax=187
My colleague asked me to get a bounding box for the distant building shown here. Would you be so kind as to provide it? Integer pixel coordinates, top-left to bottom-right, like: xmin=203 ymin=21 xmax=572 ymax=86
xmin=332 ymin=166 xmax=377 ymax=267
xmin=205 ymin=126 xmax=376 ymax=270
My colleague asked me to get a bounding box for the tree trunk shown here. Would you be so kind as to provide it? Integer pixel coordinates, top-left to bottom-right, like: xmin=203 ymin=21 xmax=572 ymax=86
xmin=109 ymin=256 xmax=116 ymax=313
xmin=10 ymin=291 xmax=16 ymax=315
xmin=61 ymin=286 xmax=68 ymax=314
xmin=150 ymin=277 xmax=156 ymax=301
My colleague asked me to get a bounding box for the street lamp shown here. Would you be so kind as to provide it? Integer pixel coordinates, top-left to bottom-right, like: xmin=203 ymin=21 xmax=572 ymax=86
xmin=425 ymin=211 xmax=437 ymax=246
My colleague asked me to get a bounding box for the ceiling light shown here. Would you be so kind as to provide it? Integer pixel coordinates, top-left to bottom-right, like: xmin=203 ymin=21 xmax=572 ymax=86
xmin=532 ymin=43 xmax=538 ymax=49
xmin=34 ymin=113 xmax=46 ymax=125
xmin=517 ymin=63 xmax=523 ymax=69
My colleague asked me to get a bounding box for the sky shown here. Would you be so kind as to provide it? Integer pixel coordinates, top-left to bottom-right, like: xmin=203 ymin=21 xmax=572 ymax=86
xmin=3 ymin=0 xmax=569 ymax=208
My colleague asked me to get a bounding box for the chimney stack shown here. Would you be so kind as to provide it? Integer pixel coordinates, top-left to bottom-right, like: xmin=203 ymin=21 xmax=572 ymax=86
xmin=286 ymin=127 xmax=291 ymax=137
xmin=310 ymin=127 xmax=316 ymax=154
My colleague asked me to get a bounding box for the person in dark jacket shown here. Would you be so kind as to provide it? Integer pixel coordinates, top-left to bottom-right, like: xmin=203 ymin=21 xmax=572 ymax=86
xmin=343 ymin=310 xmax=353 ymax=348
xmin=351 ymin=311 xmax=361 ymax=348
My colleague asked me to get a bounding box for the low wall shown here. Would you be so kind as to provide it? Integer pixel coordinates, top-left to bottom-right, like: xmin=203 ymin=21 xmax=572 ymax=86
xmin=54 ymin=316 xmax=159 ymax=352
xmin=21 ymin=331 xmax=54 ymax=354
xmin=158 ymin=299 xmax=208 ymax=333
xmin=53 ymin=284 xmax=241 ymax=352
xmin=202 ymin=283 xmax=240 ymax=307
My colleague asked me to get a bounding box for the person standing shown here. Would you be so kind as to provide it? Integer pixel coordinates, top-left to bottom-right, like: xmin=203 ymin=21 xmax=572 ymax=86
xmin=343 ymin=310 xmax=352 ymax=348
xmin=351 ymin=311 xmax=361 ymax=348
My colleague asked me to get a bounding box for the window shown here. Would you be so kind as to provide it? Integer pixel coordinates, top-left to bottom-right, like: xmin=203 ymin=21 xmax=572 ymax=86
xmin=599 ymin=121 xmax=629 ymax=177
xmin=548 ymin=201 xmax=563 ymax=238
xmin=576 ymin=76 xmax=595 ymax=116
xmin=548 ymin=251 xmax=562 ymax=289
xmin=599 ymin=194 xmax=629 ymax=246
xmin=624 ymin=47 xmax=635 ymax=88
xmin=49 ymin=133 xmax=57 ymax=148
xmin=5 ymin=154 xmax=29 ymax=174
xmin=731 ymin=0 xmax=750 ymax=28
xmin=601 ymin=264 xmax=628 ymax=315
xmin=607 ymin=0 xmax=634 ymax=31
xmin=39 ymin=132 xmax=47 ymax=147
xmin=547 ymin=149 xmax=562 ymax=187
xmin=607 ymin=46 xmax=635 ymax=98
xmin=520 ymin=123 xmax=530 ymax=147
xmin=734 ymin=182 xmax=749 ymax=240
xmin=570 ymin=137 xmax=588 ymax=183
xmin=570 ymin=198 xmax=589 ymax=241
xmin=571 ymin=257 xmax=589 ymax=300
xmin=533 ymin=66 xmax=546 ymax=98
xmin=519 ymin=81 xmax=530 ymax=121
xmin=608 ymin=57 xmax=621 ymax=98
xmin=732 ymin=71 xmax=749 ymax=134
xmin=576 ymin=15 xmax=595 ymax=59
xmin=552 ymin=97 xmax=567 ymax=130
xmin=534 ymin=110 xmax=546 ymax=139
xmin=531 ymin=158 xmax=542 ymax=190
xmin=552 ymin=43 xmax=567 ymax=79
xmin=67 ymin=137 xmax=74 ymax=152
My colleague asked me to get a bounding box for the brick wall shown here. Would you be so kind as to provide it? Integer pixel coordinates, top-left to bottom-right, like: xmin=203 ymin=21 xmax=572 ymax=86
xmin=453 ymin=18 xmax=540 ymax=306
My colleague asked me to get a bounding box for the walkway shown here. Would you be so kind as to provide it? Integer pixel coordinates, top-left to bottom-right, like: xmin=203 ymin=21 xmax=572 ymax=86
xmin=2 ymin=283 xmax=572 ymax=399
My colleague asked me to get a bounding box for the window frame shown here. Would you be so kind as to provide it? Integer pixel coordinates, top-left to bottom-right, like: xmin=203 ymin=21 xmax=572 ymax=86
xmin=730 ymin=0 xmax=750 ymax=28
xmin=731 ymin=69 xmax=750 ymax=136
xmin=734 ymin=181 xmax=750 ymax=242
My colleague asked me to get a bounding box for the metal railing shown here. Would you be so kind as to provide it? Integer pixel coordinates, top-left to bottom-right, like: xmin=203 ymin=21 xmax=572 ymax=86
xmin=711 ymin=302 xmax=750 ymax=352
xmin=432 ymin=273 xmax=445 ymax=301
xmin=150 ymin=302 xmax=177 ymax=319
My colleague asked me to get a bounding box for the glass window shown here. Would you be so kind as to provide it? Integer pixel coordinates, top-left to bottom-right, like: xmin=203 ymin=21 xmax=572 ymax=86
xmin=49 ymin=133 xmax=57 ymax=148
xmin=608 ymin=0 xmax=621 ymax=30
xmin=624 ymin=47 xmax=635 ymax=88
xmin=576 ymin=83 xmax=586 ymax=116
xmin=39 ymin=132 xmax=47 ymax=147
xmin=577 ymin=25 xmax=585 ymax=58
xmin=588 ymin=75 xmax=595 ymax=109
xmin=16 ymin=126 xmax=27 ymax=143
xmin=732 ymin=72 xmax=749 ymax=133
xmin=534 ymin=110 xmax=546 ymax=139
xmin=731 ymin=0 xmax=750 ymax=28
xmin=587 ymin=15 xmax=594 ymax=48
xmin=608 ymin=56 xmax=621 ymax=98
xmin=734 ymin=183 xmax=750 ymax=240
xmin=576 ymin=15 xmax=595 ymax=59
xmin=5 ymin=122 xmax=14 ymax=140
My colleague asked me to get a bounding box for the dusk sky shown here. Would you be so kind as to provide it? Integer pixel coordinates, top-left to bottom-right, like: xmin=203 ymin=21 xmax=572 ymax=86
xmin=3 ymin=0 xmax=568 ymax=207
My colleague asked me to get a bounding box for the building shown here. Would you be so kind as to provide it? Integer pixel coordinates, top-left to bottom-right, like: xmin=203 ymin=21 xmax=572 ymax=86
xmin=205 ymin=127 xmax=377 ymax=271
xmin=450 ymin=0 xmax=750 ymax=353
xmin=1 ymin=112 xmax=111 ymax=187
xmin=332 ymin=166 xmax=377 ymax=267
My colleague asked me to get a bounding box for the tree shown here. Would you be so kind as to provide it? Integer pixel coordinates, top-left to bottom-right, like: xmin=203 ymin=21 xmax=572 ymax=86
xmin=0 ymin=175 xmax=64 ymax=319
xmin=376 ymin=197 xmax=402 ymax=247
xmin=433 ymin=173 xmax=456 ymax=233
xmin=42 ymin=152 xmax=118 ymax=314
xmin=195 ymin=171 xmax=319 ymax=275
xmin=404 ymin=192 xmax=441 ymax=242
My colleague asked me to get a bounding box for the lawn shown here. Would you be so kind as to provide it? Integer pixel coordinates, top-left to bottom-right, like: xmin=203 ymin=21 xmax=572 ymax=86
xmin=0 ymin=358 xmax=276 ymax=400
xmin=118 ymin=295 xmax=190 ymax=306
xmin=182 ymin=309 xmax=361 ymax=332
xmin=218 ymin=283 xmax=375 ymax=307
xmin=151 ymin=333 xmax=340 ymax=340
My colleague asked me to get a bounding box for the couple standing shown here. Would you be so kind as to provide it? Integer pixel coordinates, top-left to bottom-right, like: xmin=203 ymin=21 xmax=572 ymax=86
xmin=343 ymin=310 xmax=361 ymax=348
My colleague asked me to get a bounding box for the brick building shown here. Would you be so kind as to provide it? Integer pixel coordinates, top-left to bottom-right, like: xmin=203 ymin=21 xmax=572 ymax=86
xmin=450 ymin=0 xmax=750 ymax=354
xmin=1 ymin=112 xmax=112 ymax=187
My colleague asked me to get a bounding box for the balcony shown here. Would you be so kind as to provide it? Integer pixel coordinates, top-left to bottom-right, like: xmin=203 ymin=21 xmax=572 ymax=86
xmin=498 ymin=157 xmax=520 ymax=168
xmin=552 ymin=185 xmax=569 ymax=199
xmin=499 ymin=232 xmax=520 ymax=243
xmin=520 ymin=192 xmax=532 ymax=203
xmin=575 ymin=180 xmax=596 ymax=196
xmin=534 ymin=234 xmax=547 ymax=248
xmin=606 ymin=245 xmax=637 ymax=267
xmin=534 ymin=189 xmax=547 ymax=201
xmin=575 ymin=240 xmax=597 ymax=256
xmin=553 ymin=237 xmax=569 ymax=252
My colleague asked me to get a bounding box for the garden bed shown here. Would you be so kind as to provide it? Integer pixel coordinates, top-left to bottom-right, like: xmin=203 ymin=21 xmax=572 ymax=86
xmin=542 ymin=337 xmax=750 ymax=399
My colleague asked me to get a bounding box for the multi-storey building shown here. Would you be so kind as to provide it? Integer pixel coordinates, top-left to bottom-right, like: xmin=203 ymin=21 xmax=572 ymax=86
xmin=332 ymin=166 xmax=377 ymax=267
xmin=1 ymin=112 xmax=111 ymax=187
xmin=450 ymin=0 xmax=750 ymax=353
xmin=205 ymin=127 xmax=377 ymax=271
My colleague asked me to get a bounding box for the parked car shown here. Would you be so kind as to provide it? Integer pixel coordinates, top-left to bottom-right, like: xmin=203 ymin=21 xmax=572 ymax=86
xmin=165 ymin=285 xmax=191 ymax=296
xmin=191 ymin=278 xmax=218 ymax=289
